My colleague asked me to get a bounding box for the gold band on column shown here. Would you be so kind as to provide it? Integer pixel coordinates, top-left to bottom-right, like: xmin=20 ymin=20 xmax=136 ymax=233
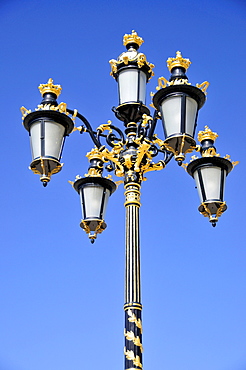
xmin=124 ymin=303 xmax=143 ymax=311
xmin=124 ymin=182 xmax=141 ymax=207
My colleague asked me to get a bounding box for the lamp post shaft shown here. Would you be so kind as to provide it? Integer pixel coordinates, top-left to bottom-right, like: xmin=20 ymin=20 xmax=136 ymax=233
xmin=124 ymin=182 xmax=143 ymax=370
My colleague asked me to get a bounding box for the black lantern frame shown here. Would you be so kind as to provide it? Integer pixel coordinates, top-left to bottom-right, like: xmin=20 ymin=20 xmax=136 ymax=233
xmin=23 ymin=95 xmax=74 ymax=186
xmin=109 ymin=31 xmax=154 ymax=125
xmin=153 ymin=79 xmax=206 ymax=164
xmin=187 ymin=155 xmax=233 ymax=226
xmin=73 ymin=176 xmax=116 ymax=242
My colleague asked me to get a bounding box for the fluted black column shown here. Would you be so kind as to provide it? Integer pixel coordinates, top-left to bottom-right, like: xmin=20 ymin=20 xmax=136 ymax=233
xmin=124 ymin=182 xmax=143 ymax=370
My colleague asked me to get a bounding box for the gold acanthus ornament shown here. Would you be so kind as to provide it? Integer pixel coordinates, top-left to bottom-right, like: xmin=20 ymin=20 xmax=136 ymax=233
xmin=85 ymin=138 xmax=166 ymax=181
xmin=197 ymin=126 xmax=239 ymax=166
xmin=124 ymin=330 xmax=143 ymax=353
xmin=153 ymin=51 xmax=209 ymax=95
xmin=182 ymin=126 xmax=239 ymax=168
xmin=109 ymin=54 xmax=155 ymax=79
xmin=200 ymin=202 xmax=226 ymax=221
xmin=124 ymin=348 xmax=143 ymax=368
xmin=80 ymin=219 xmax=105 ymax=241
xmin=20 ymin=102 xmax=77 ymax=122
xmin=154 ymin=76 xmax=209 ymax=94
xmin=127 ymin=309 xmax=143 ymax=334
xmin=20 ymin=79 xmax=77 ymax=122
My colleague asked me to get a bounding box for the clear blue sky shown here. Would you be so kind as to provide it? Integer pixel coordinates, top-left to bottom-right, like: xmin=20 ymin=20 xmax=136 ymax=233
xmin=0 ymin=0 xmax=246 ymax=369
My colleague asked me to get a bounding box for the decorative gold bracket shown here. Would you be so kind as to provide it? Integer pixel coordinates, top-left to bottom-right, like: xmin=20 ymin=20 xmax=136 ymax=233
xmin=196 ymin=81 xmax=210 ymax=94
xmin=20 ymin=103 xmax=77 ymax=122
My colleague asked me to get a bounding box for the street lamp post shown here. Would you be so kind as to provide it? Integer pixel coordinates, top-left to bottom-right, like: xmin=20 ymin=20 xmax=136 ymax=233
xmin=21 ymin=31 xmax=237 ymax=370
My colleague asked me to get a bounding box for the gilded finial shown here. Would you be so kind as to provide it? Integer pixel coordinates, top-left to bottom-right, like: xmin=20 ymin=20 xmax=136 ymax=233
xmin=198 ymin=126 xmax=218 ymax=143
xmin=38 ymin=78 xmax=62 ymax=98
xmin=123 ymin=30 xmax=144 ymax=48
xmin=166 ymin=51 xmax=191 ymax=72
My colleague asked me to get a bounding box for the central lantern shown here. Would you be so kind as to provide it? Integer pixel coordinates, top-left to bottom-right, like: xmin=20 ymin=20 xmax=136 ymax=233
xmin=109 ymin=30 xmax=154 ymax=124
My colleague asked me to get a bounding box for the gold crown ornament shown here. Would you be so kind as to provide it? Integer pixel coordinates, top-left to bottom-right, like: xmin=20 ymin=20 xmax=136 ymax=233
xmin=166 ymin=51 xmax=191 ymax=72
xmin=38 ymin=78 xmax=62 ymax=98
xmin=198 ymin=126 xmax=218 ymax=143
xmin=123 ymin=30 xmax=144 ymax=48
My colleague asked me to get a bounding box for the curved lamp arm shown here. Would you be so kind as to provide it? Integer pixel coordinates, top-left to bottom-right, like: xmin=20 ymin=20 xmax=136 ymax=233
xmin=67 ymin=108 xmax=101 ymax=148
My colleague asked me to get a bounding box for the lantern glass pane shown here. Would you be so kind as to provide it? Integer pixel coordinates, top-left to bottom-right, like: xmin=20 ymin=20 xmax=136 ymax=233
xmin=30 ymin=119 xmax=65 ymax=160
xmin=102 ymin=188 xmax=110 ymax=218
xmin=118 ymin=69 xmax=146 ymax=105
xmin=44 ymin=120 xmax=65 ymax=159
xmin=194 ymin=166 xmax=225 ymax=202
xmin=81 ymin=184 xmax=110 ymax=220
xmin=185 ymin=97 xmax=198 ymax=136
xmin=160 ymin=96 xmax=181 ymax=137
xmin=30 ymin=120 xmax=41 ymax=159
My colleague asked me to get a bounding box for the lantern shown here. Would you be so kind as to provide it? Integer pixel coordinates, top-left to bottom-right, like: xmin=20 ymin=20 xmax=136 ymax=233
xmin=73 ymin=176 xmax=116 ymax=242
xmin=187 ymin=126 xmax=234 ymax=226
xmin=109 ymin=30 xmax=154 ymax=124
xmin=153 ymin=52 xmax=207 ymax=164
xmin=22 ymin=79 xmax=74 ymax=186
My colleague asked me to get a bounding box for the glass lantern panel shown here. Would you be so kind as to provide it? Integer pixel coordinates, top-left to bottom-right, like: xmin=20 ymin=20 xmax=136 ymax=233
xmin=30 ymin=119 xmax=65 ymax=160
xmin=194 ymin=166 xmax=225 ymax=202
xmin=44 ymin=120 xmax=65 ymax=159
xmin=118 ymin=69 xmax=146 ymax=105
xmin=81 ymin=184 xmax=105 ymax=219
xmin=102 ymin=188 xmax=110 ymax=219
xmin=30 ymin=120 xmax=41 ymax=160
xmin=160 ymin=95 xmax=182 ymax=138
xmin=185 ymin=97 xmax=198 ymax=137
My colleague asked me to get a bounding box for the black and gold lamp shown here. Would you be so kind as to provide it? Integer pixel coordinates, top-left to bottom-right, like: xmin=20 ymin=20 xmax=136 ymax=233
xmin=21 ymin=78 xmax=74 ymax=186
xmin=73 ymin=148 xmax=116 ymax=243
xmin=109 ymin=30 xmax=154 ymax=124
xmin=187 ymin=126 xmax=237 ymax=226
xmin=21 ymin=32 xmax=237 ymax=370
xmin=153 ymin=51 xmax=209 ymax=164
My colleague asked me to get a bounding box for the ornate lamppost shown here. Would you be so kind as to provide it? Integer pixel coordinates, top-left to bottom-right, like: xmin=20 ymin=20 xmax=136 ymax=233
xmin=21 ymin=31 xmax=237 ymax=370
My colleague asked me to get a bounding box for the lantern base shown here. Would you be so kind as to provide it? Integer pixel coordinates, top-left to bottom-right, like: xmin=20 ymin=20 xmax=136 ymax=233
xmin=198 ymin=201 xmax=227 ymax=226
xmin=114 ymin=102 xmax=150 ymax=124
xmin=29 ymin=157 xmax=63 ymax=186
xmin=80 ymin=219 xmax=107 ymax=243
xmin=164 ymin=134 xmax=197 ymax=164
